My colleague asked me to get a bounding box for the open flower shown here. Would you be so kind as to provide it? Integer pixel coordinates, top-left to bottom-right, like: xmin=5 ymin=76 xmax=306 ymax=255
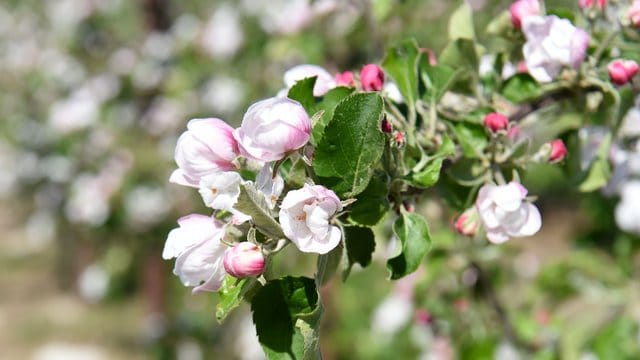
xmin=615 ymin=181 xmax=640 ymax=235
xmin=162 ymin=214 xmax=228 ymax=293
xmin=283 ymin=64 xmax=336 ymax=96
xmin=522 ymin=15 xmax=589 ymax=83
xmin=234 ymin=97 xmax=311 ymax=162
xmin=198 ymin=171 xmax=242 ymax=211
xmin=279 ymin=184 xmax=343 ymax=254
xmin=170 ymin=118 xmax=239 ymax=187
xmin=255 ymin=164 xmax=284 ymax=209
xmin=476 ymin=182 xmax=542 ymax=243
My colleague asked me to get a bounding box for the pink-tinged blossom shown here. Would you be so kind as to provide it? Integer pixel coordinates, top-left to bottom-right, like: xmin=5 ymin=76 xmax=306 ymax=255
xmin=455 ymin=208 xmax=479 ymax=236
xmin=162 ymin=214 xmax=228 ymax=293
xmin=476 ymin=182 xmax=542 ymax=243
xmin=608 ymin=59 xmax=639 ymax=86
xmin=234 ymin=97 xmax=311 ymax=162
xmin=483 ymin=112 xmax=509 ymax=132
xmin=360 ymin=64 xmax=384 ymax=91
xmin=631 ymin=1 xmax=640 ymax=28
xmin=223 ymin=242 xmax=265 ymax=278
xmin=170 ymin=118 xmax=239 ymax=187
xmin=279 ymin=184 xmax=342 ymax=254
xmin=549 ymin=139 xmax=567 ymax=162
xmin=522 ymin=16 xmax=589 ymax=83
xmin=579 ymin=0 xmax=606 ymax=9
xmin=284 ymin=64 xmax=336 ymax=96
xmin=510 ymin=0 xmax=541 ymax=29
xmin=198 ymin=171 xmax=242 ymax=211
xmin=335 ymin=71 xmax=355 ymax=87
xmin=255 ymin=164 xmax=284 ymax=209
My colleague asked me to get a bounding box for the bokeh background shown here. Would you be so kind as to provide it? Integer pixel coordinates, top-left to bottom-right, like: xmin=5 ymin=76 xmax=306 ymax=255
xmin=2 ymin=0 xmax=639 ymax=359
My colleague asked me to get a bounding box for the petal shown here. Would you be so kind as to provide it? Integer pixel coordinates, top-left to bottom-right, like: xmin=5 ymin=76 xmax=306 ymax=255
xmin=516 ymin=203 xmax=542 ymax=236
xmin=169 ymin=169 xmax=198 ymax=187
xmin=486 ymin=230 xmax=510 ymax=244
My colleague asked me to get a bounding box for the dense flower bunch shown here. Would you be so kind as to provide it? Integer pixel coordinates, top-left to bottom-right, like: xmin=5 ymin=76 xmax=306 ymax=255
xmin=162 ymin=0 xmax=640 ymax=358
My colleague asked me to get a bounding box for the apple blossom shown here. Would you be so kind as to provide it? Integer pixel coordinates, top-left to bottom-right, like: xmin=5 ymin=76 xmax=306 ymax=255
xmin=198 ymin=171 xmax=242 ymax=211
xmin=455 ymin=208 xmax=479 ymax=236
xmin=335 ymin=71 xmax=355 ymax=87
xmin=510 ymin=0 xmax=540 ymax=30
xmin=170 ymin=118 xmax=239 ymax=187
xmin=279 ymin=184 xmax=343 ymax=254
xmin=284 ymin=64 xmax=336 ymax=96
xmin=615 ymin=181 xmax=640 ymax=234
xmin=475 ymin=182 xmax=542 ymax=243
xmin=234 ymin=97 xmax=311 ymax=162
xmin=163 ymin=214 xmax=228 ymax=293
xmin=483 ymin=112 xmax=509 ymax=132
xmin=255 ymin=164 xmax=284 ymax=209
xmin=522 ymin=15 xmax=589 ymax=83
xmin=579 ymin=0 xmax=606 ymax=9
xmin=223 ymin=242 xmax=265 ymax=278
xmin=629 ymin=0 xmax=640 ymax=27
xmin=549 ymin=139 xmax=567 ymax=162
xmin=608 ymin=59 xmax=639 ymax=86
xmin=360 ymin=64 xmax=384 ymax=91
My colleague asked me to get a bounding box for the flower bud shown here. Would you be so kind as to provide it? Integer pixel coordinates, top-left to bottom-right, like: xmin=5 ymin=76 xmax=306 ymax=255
xmin=394 ymin=131 xmax=405 ymax=146
xmin=510 ymin=0 xmax=541 ymax=30
xmin=223 ymin=242 xmax=265 ymax=278
xmin=579 ymin=0 xmax=606 ymax=9
xmin=335 ymin=71 xmax=355 ymax=87
xmin=549 ymin=139 xmax=567 ymax=162
xmin=483 ymin=112 xmax=509 ymax=133
xmin=455 ymin=208 xmax=479 ymax=236
xmin=360 ymin=64 xmax=384 ymax=91
xmin=608 ymin=59 xmax=639 ymax=86
xmin=381 ymin=117 xmax=393 ymax=133
xmin=631 ymin=1 xmax=640 ymax=28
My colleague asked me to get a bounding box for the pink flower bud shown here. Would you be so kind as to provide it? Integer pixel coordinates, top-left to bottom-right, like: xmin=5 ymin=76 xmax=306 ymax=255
xmin=394 ymin=131 xmax=405 ymax=146
xmin=517 ymin=61 xmax=528 ymax=74
xmin=381 ymin=117 xmax=392 ymax=133
xmin=335 ymin=71 xmax=355 ymax=87
xmin=223 ymin=242 xmax=265 ymax=278
xmin=608 ymin=59 xmax=639 ymax=86
xmin=234 ymin=97 xmax=311 ymax=162
xmin=414 ymin=309 xmax=433 ymax=325
xmin=579 ymin=0 xmax=606 ymax=9
xmin=455 ymin=208 xmax=479 ymax=236
xmin=631 ymin=1 xmax=640 ymax=28
xmin=549 ymin=139 xmax=567 ymax=162
xmin=483 ymin=112 xmax=509 ymax=133
xmin=510 ymin=0 xmax=541 ymax=30
xmin=360 ymin=64 xmax=384 ymax=91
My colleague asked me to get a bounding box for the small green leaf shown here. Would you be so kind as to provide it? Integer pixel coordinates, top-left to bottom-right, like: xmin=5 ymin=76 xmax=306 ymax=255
xmin=251 ymin=277 xmax=321 ymax=360
xmin=216 ymin=277 xmax=259 ymax=322
xmin=578 ymin=132 xmax=612 ymax=192
xmin=348 ymin=174 xmax=389 ymax=226
xmin=313 ymin=93 xmax=385 ymax=197
xmin=316 ymin=245 xmax=343 ymax=286
xmin=342 ymin=226 xmax=376 ymax=280
xmin=450 ymin=122 xmax=488 ymax=158
xmin=448 ymin=3 xmax=475 ymax=40
xmin=235 ymin=183 xmax=285 ymax=239
xmin=411 ymin=157 xmax=444 ymax=188
xmin=439 ymin=38 xmax=479 ymax=73
xmin=387 ymin=211 xmax=432 ymax=279
xmin=311 ymin=86 xmax=354 ymax=144
xmin=502 ymin=73 xmax=542 ymax=103
xmin=421 ymin=62 xmax=463 ymax=102
xmin=382 ymin=39 xmax=420 ymax=108
xmin=486 ymin=11 xmax=512 ymax=36
xmin=287 ymin=77 xmax=317 ymax=113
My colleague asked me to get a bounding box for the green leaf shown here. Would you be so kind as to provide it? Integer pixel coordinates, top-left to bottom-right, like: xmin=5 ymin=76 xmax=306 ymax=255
xmin=382 ymin=39 xmax=420 ymax=108
xmin=502 ymin=73 xmax=542 ymax=103
xmin=342 ymin=226 xmax=376 ymax=280
xmin=235 ymin=183 xmax=285 ymax=239
xmin=287 ymin=77 xmax=317 ymax=113
xmin=578 ymin=132 xmax=612 ymax=192
xmin=448 ymin=3 xmax=475 ymax=40
xmin=439 ymin=39 xmax=479 ymax=73
xmin=421 ymin=61 xmax=463 ymax=102
xmin=281 ymin=157 xmax=308 ymax=189
xmin=411 ymin=157 xmax=444 ymax=188
xmin=216 ymin=277 xmax=260 ymax=322
xmin=348 ymin=174 xmax=389 ymax=226
xmin=486 ymin=11 xmax=512 ymax=36
xmin=316 ymin=244 xmax=343 ymax=286
xmin=251 ymin=277 xmax=321 ymax=360
xmin=387 ymin=210 xmax=432 ymax=279
xmin=311 ymin=86 xmax=354 ymax=145
xmin=313 ymin=93 xmax=385 ymax=197
xmin=450 ymin=122 xmax=488 ymax=158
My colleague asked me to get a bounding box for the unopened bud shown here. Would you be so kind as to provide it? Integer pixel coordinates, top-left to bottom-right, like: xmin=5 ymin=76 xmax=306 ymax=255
xmin=549 ymin=139 xmax=567 ymax=162
xmin=360 ymin=64 xmax=385 ymax=91
xmin=335 ymin=71 xmax=355 ymax=87
xmin=455 ymin=208 xmax=479 ymax=236
xmin=394 ymin=131 xmax=405 ymax=146
xmin=381 ymin=117 xmax=393 ymax=133
xmin=608 ymin=59 xmax=639 ymax=86
xmin=223 ymin=242 xmax=265 ymax=278
xmin=483 ymin=112 xmax=509 ymax=133
xmin=414 ymin=309 xmax=433 ymax=326
xmin=510 ymin=0 xmax=541 ymax=30
xmin=630 ymin=0 xmax=640 ymax=28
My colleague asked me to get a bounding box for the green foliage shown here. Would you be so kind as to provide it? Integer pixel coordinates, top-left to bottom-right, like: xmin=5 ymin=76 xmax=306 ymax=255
xmin=235 ymin=183 xmax=285 ymax=239
xmin=577 ymin=131 xmax=612 ymax=192
xmin=313 ymin=93 xmax=385 ymax=197
xmin=382 ymin=39 xmax=420 ymax=108
xmin=342 ymin=226 xmax=376 ymax=280
xmin=387 ymin=210 xmax=432 ymax=279
xmin=450 ymin=122 xmax=488 ymax=159
xmin=287 ymin=77 xmax=317 ymax=113
xmin=348 ymin=174 xmax=390 ymax=226
xmin=448 ymin=3 xmax=475 ymax=40
xmin=216 ymin=277 xmax=259 ymax=322
xmin=501 ymin=74 xmax=543 ymax=103
xmin=311 ymin=86 xmax=354 ymax=144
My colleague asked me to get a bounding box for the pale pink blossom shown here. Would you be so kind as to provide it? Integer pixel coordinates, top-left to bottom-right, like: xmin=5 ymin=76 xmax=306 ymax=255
xmin=476 ymin=182 xmax=542 ymax=243
xmin=223 ymin=242 xmax=265 ymax=278
xmin=522 ymin=16 xmax=589 ymax=83
xmin=170 ymin=118 xmax=239 ymax=187
xmin=630 ymin=1 xmax=640 ymax=28
xmin=162 ymin=214 xmax=228 ymax=293
xmin=198 ymin=171 xmax=242 ymax=210
xmin=255 ymin=164 xmax=284 ymax=209
xmin=284 ymin=64 xmax=336 ymax=96
xmin=279 ymin=184 xmax=342 ymax=254
xmin=579 ymin=0 xmax=606 ymax=9
xmin=234 ymin=97 xmax=311 ymax=162
xmin=510 ymin=0 xmax=540 ymax=29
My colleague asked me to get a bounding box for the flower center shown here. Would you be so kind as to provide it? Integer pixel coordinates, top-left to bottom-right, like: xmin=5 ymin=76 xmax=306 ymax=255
xmin=210 ymin=187 xmax=218 ymax=195
xmin=295 ymin=213 xmax=307 ymax=222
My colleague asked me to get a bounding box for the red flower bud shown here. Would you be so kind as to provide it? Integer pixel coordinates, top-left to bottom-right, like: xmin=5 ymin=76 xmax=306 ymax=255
xmin=549 ymin=139 xmax=567 ymax=162
xmin=608 ymin=59 xmax=639 ymax=86
xmin=360 ymin=64 xmax=384 ymax=91
xmin=223 ymin=242 xmax=265 ymax=278
xmin=394 ymin=131 xmax=405 ymax=145
xmin=483 ymin=112 xmax=509 ymax=133
xmin=381 ymin=118 xmax=392 ymax=133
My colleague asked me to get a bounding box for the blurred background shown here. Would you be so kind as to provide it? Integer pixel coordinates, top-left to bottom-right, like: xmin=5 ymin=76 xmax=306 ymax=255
xmin=2 ymin=0 xmax=640 ymax=359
